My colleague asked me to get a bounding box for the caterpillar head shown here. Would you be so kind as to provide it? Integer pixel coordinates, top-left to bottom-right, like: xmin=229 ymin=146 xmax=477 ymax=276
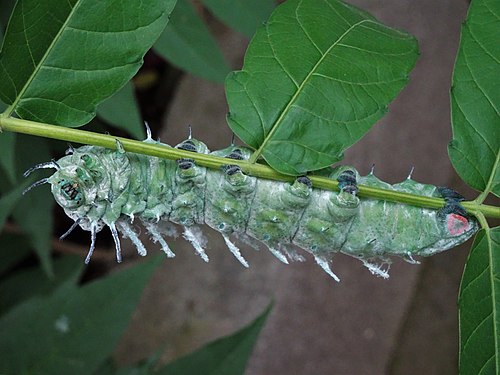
xmin=51 ymin=174 xmax=85 ymax=209
xmin=48 ymin=150 xmax=102 ymax=213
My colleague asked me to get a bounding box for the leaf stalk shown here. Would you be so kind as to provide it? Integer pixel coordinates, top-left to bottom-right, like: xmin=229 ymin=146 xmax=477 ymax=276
xmin=1 ymin=115 xmax=499 ymax=219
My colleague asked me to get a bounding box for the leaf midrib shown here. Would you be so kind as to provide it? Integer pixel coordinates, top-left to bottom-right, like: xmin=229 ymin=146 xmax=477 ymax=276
xmin=4 ymin=0 xmax=83 ymax=118
xmin=248 ymin=18 xmax=373 ymax=164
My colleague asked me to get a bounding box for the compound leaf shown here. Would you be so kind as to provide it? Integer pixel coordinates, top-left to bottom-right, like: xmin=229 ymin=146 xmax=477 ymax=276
xmin=226 ymin=0 xmax=418 ymax=175
xmin=0 ymin=0 xmax=176 ymax=126
xmin=449 ymin=0 xmax=500 ymax=197
xmin=459 ymin=227 xmax=500 ymax=375
xmin=0 ymin=256 xmax=161 ymax=375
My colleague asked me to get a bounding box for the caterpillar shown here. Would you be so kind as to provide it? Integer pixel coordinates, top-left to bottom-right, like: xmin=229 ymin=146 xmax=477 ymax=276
xmin=24 ymin=130 xmax=478 ymax=281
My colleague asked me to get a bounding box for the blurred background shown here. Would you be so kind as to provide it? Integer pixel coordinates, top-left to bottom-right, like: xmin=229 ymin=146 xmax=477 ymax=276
xmin=0 ymin=0 xmax=483 ymax=374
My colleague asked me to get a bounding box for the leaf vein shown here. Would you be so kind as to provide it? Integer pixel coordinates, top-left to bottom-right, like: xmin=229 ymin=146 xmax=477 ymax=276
xmin=240 ymin=76 xmax=267 ymax=139
xmin=296 ymin=1 xmax=322 ymax=54
xmin=450 ymin=145 xmax=488 ymax=187
xmin=65 ymin=21 xmax=159 ymax=35
xmin=321 ymin=0 xmax=353 ymax=27
xmin=467 ymin=30 xmax=500 ymax=65
xmin=312 ymin=72 xmax=402 ymax=86
xmin=271 ymin=139 xmax=337 ymax=158
xmin=478 ymin=353 xmax=495 ymax=375
xmin=42 ymin=62 xmax=136 ymax=73
xmin=252 ymin=18 xmax=375 ymax=161
xmin=266 ymin=24 xmax=300 ymax=88
xmin=4 ymin=0 xmax=84 ymax=117
xmin=460 ymin=265 xmax=490 ymax=295
xmin=336 ymin=42 xmax=411 ymax=57
xmin=462 ymin=34 xmax=500 ymax=117
xmin=454 ymin=94 xmax=496 ymax=155
xmin=21 ymin=1 xmax=36 ymax=68
xmin=483 ymin=1 xmax=500 ymax=21
xmin=291 ymin=103 xmax=375 ymax=124
xmin=462 ymin=311 xmax=492 ymax=350
xmin=21 ymin=96 xmax=89 ymax=115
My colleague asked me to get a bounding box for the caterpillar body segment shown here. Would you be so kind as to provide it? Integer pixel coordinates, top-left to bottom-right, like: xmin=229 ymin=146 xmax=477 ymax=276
xmin=292 ymin=169 xmax=361 ymax=277
xmin=246 ymin=176 xmax=312 ymax=264
xmin=38 ymin=136 xmax=478 ymax=281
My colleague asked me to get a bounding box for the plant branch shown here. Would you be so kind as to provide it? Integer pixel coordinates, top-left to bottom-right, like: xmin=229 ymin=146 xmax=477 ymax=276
xmin=1 ymin=115 xmax=499 ymax=219
xmin=473 ymin=211 xmax=490 ymax=231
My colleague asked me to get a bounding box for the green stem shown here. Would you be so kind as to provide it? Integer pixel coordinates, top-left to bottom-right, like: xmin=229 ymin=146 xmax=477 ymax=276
xmin=473 ymin=211 xmax=490 ymax=231
xmin=1 ymin=116 xmax=499 ymax=219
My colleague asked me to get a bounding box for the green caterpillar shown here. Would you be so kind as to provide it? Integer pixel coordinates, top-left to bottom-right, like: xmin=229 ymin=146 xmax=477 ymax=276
xmin=24 ymin=132 xmax=478 ymax=281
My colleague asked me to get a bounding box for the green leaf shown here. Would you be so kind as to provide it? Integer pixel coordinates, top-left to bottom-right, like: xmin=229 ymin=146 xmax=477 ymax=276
xmin=12 ymin=136 xmax=54 ymax=275
xmin=459 ymin=227 xmax=500 ymax=375
xmin=93 ymin=350 xmax=162 ymax=375
xmin=0 ymin=0 xmax=176 ymax=126
xmin=94 ymin=359 xmax=160 ymax=375
xmin=92 ymin=359 xmax=118 ymax=375
xmin=154 ymin=0 xmax=230 ymax=83
xmin=97 ymin=82 xmax=145 ymax=140
xmin=0 ymin=182 xmax=25 ymax=231
xmin=0 ymin=255 xmax=84 ymax=315
xmin=0 ymin=256 xmax=161 ymax=375
xmin=449 ymin=0 xmax=500 ymax=197
xmin=157 ymin=303 xmax=272 ymax=375
xmin=200 ymin=0 xmax=275 ymax=38
xmin=13 ymin=183 xmax=54 ymax=276
xmin=0 ymin=131 xmax=16 ymax=183
xmin=0 ymin=233 xmax=31 ymax=276
xmin=226 ymin=0 xmax=418 ymax=175
xmin=0 ymin=97 xmax=6 ymax=112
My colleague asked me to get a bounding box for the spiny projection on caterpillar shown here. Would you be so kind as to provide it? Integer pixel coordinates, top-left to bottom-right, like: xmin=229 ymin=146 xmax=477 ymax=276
xmin=23 ymin=126 xmax=478 ymax=281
